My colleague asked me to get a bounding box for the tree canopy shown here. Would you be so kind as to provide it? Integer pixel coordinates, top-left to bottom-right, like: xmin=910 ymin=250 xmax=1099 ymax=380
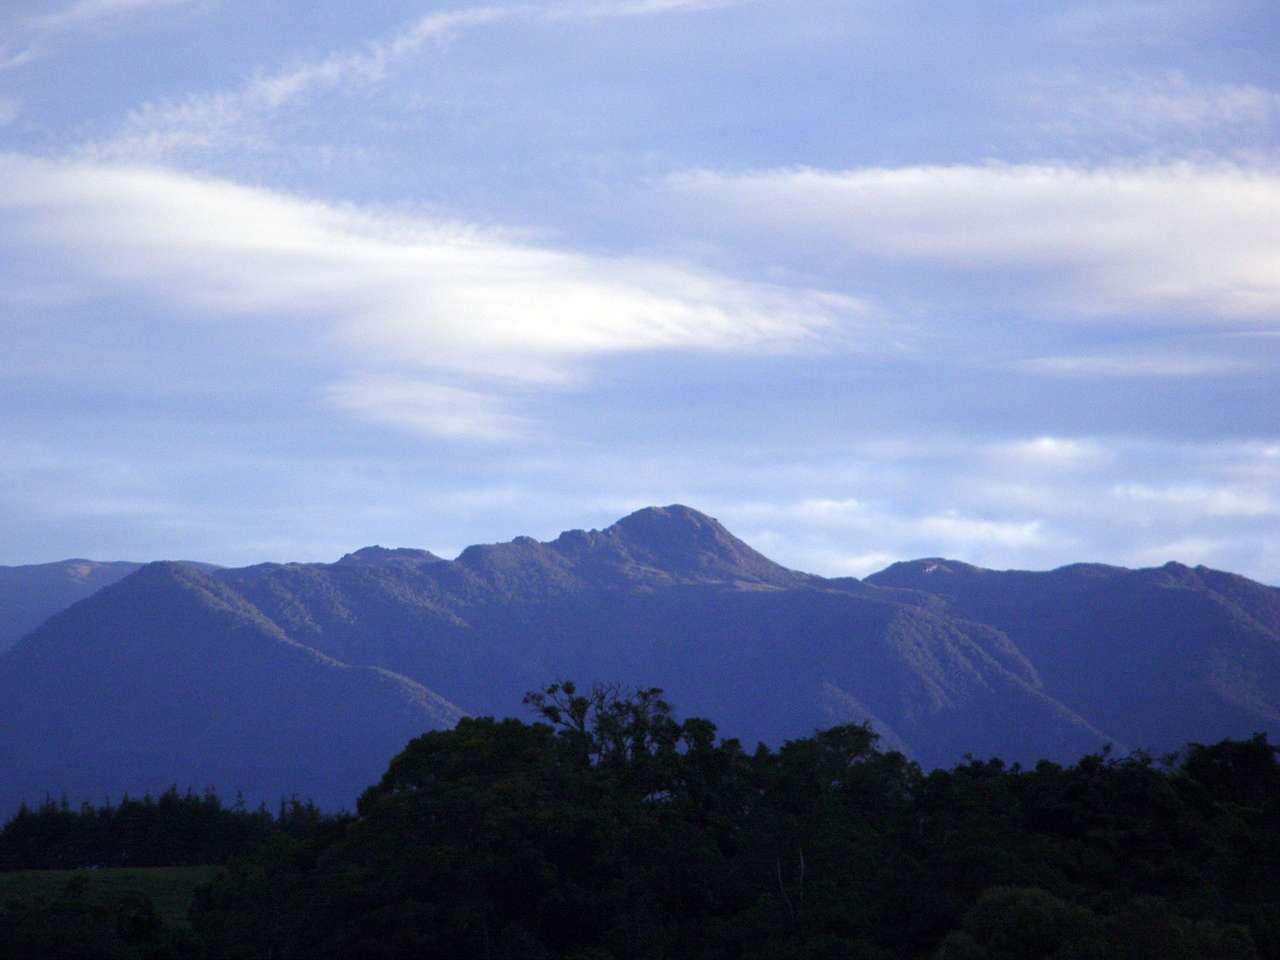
xmin=183 ymin=685 xmax=1278 ymax=960
xmin=3 ymin=684 xmax=1276 ymax=958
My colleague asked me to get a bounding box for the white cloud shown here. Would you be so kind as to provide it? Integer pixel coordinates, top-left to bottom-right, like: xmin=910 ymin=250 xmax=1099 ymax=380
xmin=562 ymin=0 xmax=749 ymax=16
xmin=2 ymin=0 xmax=195 ymax=72
xmin=1049 ymin=1 xmax=1226 ymax=46
xmin=0 ymin=46 xmax=38 ymax=71
xmin=93 ymin=0 xmax=752 ymax=163
xmin=664 ymin=162 xmax=1280 ymax=320
xmin=0 ymin=153 xmax=849 ymax=437
xmin=725 ymin=497 xmax=1050 ymax=568
xmin=1024 ymin=352 xmax=1257 ymax=377
xmin=789 ymin=548 xmax=897 ymax=579
xmin=93 ymin=7 xmax=510 ymax=161
xmin=693 ymin=435 xmax=1280 ymax=581
xmin=326 ymin=376 xmax=531 ymax=442
xmin=1028 ymin=72 xmax=1280 ymax=142
xmin=912 ymin=514 xmax=1044 ymax=549
xmin=993 ymin=437 xmax=1107 ymax=470
xmin=1111 ymin=483 xmax=1275 ymax=518
xmin=1127 ymin=536 xmax=1231 ymax=570
xmin=30 ymin=0 xmax=194 ymax=32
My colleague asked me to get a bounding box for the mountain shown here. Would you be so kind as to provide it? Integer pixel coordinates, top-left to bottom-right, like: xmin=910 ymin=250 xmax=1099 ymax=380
xmin=0 ymin=561 xmax=462 ymax=811
xmin=0 ymin=559 xmax=143 ymax=653
xmin=1 ymin=506 xmax=1278 ymax=815
xmin=866 ymin=558 xmax=1280 ymax=754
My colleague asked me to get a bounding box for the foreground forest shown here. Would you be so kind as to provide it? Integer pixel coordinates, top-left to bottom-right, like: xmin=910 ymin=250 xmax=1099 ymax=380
xmin=3 ymin=684 xmax=1278 ymax=959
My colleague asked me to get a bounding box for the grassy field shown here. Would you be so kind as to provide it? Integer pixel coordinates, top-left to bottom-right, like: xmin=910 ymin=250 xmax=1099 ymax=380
xmin=0 ymin=865 xmax=223 ymax=928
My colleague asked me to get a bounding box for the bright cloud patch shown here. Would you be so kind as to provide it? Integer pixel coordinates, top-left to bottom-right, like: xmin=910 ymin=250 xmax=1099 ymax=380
xmin=0 ymin=153 xmax=849 ymax=435
xmin=666 ymin=163 xmax=1280 ymax=319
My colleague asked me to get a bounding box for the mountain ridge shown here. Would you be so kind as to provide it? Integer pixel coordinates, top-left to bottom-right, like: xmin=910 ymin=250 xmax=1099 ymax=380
xmin=0 ymin=559 xmax=144 ymax=654
xmin=2 ymin=505 xmax=1278 ymax=814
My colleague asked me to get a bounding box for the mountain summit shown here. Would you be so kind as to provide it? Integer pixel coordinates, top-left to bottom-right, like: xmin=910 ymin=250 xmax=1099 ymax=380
xmin=592 ymin=505 xmax=807 ymax=586
xmin=537 ymin=504 xmax=809 ymax=589
xmin=452 ymin=505 xmax=807 ymax=594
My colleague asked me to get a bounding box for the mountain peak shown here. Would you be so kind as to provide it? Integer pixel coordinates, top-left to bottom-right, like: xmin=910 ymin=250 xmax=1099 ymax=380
xmin=338 ymin=546 xmax=444 ymax=567
xmin=609 ymin=504 xmax=725 ymax=541
xmin=866 ymin=558 xmax=985 ymax=587
xmin=596 ymin=505 xmax=806 ymax=587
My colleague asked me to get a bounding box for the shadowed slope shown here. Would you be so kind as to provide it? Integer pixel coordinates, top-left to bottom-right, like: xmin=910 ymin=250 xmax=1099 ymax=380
xmin=867 ymin=559 xmax=1280 ymax=751
xmin=4 ymin=507 xmax=1279 ymax=815
xmin=192 ymin=507 xmax=1112 ymax=768
xmin=0 ymin=562 xmax=463 ymax=812
xmin=0 ymin=560 xmax=143 ymax=653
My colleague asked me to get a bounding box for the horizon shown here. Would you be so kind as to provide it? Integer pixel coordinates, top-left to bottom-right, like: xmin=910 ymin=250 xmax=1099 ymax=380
xmin=2 ymin=1 xmax=1278 ymax=581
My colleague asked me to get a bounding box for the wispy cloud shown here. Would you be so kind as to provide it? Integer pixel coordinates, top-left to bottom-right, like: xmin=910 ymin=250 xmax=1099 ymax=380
xmin=2 ymin=0 xmax=198 ymax=72
xmin=1048 ymin=1 xmax=1226 ymax=46
xmin=0 ymin=46 xmax=39 ymax=72
xmin=92 ymin=0 xmax=751 ymax=163
xmin=1111 ymin=483 xmax=1275 ymax=518
xmin=326 ymin=376 xmax=533 ymax=442
xmin=29 ymin=0 xmax=196 ymax=32
xmin=1024 ymin=351 xmax=1258 ymax=378
xmin=711 ymin=435 xmax=1280 ymax=578
xmin=725 ymin=496 xmax=1052 ymax=575
xmin=1024 ymin=71 xmax=1280 ymax=146
xmin=0 ymin=99 xmax=20 ymax=126
xmin=92 ymin=6 xmax=510 ymax=161
xmin=562 ymin=0 xmax=749 ymax=16
xmin=0 ymin=153 xmax=850 ymax=438
xmin=664 ymin=162 xmax=1280 ymax=320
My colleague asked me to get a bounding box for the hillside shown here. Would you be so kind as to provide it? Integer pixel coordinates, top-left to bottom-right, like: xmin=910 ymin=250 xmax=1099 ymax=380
xmin=1 ymin=506 xmax=1278 ymax=813
xmin=0 ymin=562 xmax=462 ymax=811
xmin=866 ymin=558 xmax=1280 ymax=751
xmin=0 ymin=560 xmax=143 ymax=653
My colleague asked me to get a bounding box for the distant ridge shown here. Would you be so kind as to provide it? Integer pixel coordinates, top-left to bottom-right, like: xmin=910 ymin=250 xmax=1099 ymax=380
xmin=0 ymin=559 xmax=143 ymax=653
xmin=2 ymin=505 xmax=1278 ymax=814
xmin=866 ymin=557 xmax=1280 ymax=750
xmin=0 ymin=560 xmax=463 ymax=811
xmin=337 ymin=546 xmax=446 ymax=566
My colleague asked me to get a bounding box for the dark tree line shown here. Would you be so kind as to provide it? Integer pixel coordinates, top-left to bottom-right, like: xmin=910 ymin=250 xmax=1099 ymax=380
xmin=0 ymin=788 xmax=324 ymax=869
xmin=190 ymin=683 xmax=1280 ymax=960
xmin=4 ymin=682 xmax=1278 ymax=958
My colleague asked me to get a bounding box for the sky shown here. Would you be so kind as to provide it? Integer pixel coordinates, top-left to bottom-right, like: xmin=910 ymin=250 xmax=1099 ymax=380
xmin=1 ymin=0 xmax=1278 ymax=581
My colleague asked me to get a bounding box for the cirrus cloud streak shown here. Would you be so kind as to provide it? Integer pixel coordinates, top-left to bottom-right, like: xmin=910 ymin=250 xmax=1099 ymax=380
xmin=665 ymin=162 xmax=1280 ymax=320
xmin=0 ymin=152 xmax=853 ymax=436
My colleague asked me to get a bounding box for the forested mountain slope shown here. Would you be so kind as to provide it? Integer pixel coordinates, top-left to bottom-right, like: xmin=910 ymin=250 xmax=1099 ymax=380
xmin=1 ymin=506 xmax=1277 ymax=814
xmin=0 ymin=559 xmax=142 ymax=653
xmin=0 ymin=562 xmax=462 ymax=812
xmin=866 ymin=558 xmax=1280 ymax=752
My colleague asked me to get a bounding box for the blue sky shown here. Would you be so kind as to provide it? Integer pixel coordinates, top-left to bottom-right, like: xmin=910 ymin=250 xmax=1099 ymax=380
xmin=2 ymin=0 xmax=1279 ymax=581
